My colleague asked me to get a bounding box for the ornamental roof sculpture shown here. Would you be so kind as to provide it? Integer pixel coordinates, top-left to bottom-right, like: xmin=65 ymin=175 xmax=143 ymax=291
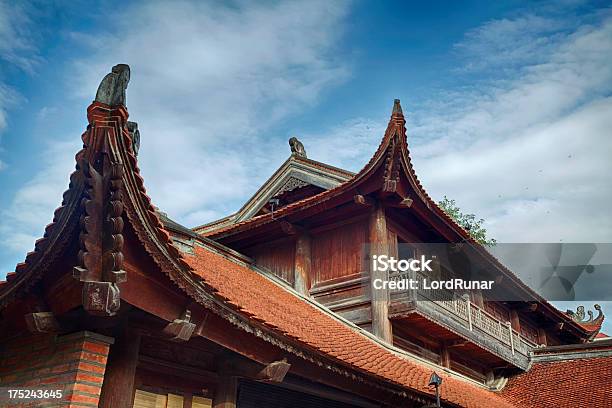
xmin=289 ymin=136 xmax=307 ymax=158
xmin=567 ymin=304 xmax=605 ymax=327
xmin=95 ymin=64 xmax=131 ymax=106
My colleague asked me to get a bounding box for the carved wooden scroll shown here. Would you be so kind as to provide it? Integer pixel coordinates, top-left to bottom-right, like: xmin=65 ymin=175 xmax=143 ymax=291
xmin=25 ymin=312 xmax=60 ymax=333
xmin=567 ymin=304 xmax=604 ymax=326
xmin=73 ymin=104 xmax=128 ymax=316
xmin=382 ymin=136 xmax=401 ymax=194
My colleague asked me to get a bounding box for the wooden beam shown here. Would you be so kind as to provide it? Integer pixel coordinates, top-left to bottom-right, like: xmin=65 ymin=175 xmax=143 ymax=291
xmin=446 ymin=339 xmax=469 ymax=348
xmin=99 ymin=327 xmax=141 ymax=408
xmin=212 ymin=376 xmax=238 ymax=408
xmin=369 ymin=204 xmax=393 ymax=343
xmin=294 ymin=233 xmax=311 ymax=296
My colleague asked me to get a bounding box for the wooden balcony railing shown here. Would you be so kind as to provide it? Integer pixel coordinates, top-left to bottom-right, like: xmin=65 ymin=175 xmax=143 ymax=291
xmin=389 ymin=270 xmax=538 ymax=359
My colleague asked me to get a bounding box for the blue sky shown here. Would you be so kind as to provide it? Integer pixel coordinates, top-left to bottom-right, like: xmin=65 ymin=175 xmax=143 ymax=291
xmin=1 ymin=1 xmax=611 ymax=332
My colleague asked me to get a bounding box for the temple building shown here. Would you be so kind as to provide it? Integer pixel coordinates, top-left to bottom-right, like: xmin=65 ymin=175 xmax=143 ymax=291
xmin=1 ymin=64 xmax=611 ymax=407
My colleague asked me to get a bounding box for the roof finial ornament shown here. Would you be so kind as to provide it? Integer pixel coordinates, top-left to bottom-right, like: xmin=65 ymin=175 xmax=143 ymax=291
xmin=392 ymin=98 xmax=403 ymax=115
xmin=567 ymin=304 xmax=604 ymax=325
xmin=127 ymin=121 xmax=140 ymax=156
xmin=95 ymin=64 xmax=131 ymax=106
xmin=289 ymin=137 xmax=307 ymax=158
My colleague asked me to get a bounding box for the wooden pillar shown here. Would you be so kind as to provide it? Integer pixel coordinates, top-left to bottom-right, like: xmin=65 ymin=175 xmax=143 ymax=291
xmin=294 ymin=233 xmax=311 ymax=296
xmin=473 ymin=291 xmax=484 ymax=308
xmin=99 ymin=327 xmax=141 ymax=408
xmin=369 ymin=204 xmax=393 ymax=343
xmin=213 ymin=376 xmax=238 ymax=408
xmin=184 ymin=393 xmax=193 ymax=408
xmin=439 ymin=342 xmax=450 ymax=368
xmin=537 ymin=328 xmax=548 ymax=346
xmin=510 ymin=309 xmax=521 ymax=332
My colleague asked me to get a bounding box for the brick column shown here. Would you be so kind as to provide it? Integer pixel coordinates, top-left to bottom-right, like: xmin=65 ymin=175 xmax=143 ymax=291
xmin=0 ymin=331 xmax=114 ymax=407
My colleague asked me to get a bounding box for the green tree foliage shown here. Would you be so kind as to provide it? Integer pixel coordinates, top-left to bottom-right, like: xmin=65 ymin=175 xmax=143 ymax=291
xmin=437 ymin=196 xmax=496 ymax=247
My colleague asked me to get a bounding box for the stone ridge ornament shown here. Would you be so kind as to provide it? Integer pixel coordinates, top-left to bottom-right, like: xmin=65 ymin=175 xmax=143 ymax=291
xmin=95 ymin=64 xmax=130 ymax=106
xmin=73 ymin=64 xmax=132 ymax=316
xmin=127 ymin=121 xmax=140 ymax=156
xmin=289 ymin=137 xmax=307 ymax=158
xmin=566 ymin=304 xmax=604 ymax=325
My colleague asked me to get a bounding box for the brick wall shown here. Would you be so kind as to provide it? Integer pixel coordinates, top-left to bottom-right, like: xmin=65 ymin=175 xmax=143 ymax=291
xmin=0 ymin=330 xmax=114 ymax=407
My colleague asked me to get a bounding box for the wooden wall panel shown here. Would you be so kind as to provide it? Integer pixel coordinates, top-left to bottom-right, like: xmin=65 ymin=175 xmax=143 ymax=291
xmin=311 ymin=220 xmax=367 ymax=284
xmin=248 ymin=240 xmax=296 ymax=284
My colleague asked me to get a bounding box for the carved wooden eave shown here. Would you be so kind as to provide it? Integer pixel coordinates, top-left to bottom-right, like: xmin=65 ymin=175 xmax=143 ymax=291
xmin=194 ymin=153 xmax=353 ymax=235
xmin=0 ymin=73 xmax=592 ymax=407
xmin=203 ymin=99 xmax=596 ymax=341
xmin=0 ymin=71 xmax=455 ymax=406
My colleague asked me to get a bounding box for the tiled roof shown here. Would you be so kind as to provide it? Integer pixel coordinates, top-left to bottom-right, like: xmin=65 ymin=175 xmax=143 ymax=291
xmin=502 ymin=356 xmax=612 ymax=407
xmin=202 ymin=101 xmax=596 ymax=340
xmin=185 ymin=246 xmax=516 ymax=408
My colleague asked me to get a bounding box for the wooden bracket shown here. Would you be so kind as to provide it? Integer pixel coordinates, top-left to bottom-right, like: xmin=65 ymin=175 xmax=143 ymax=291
xmin=446 ymin=339 xmax=469 ymax=348
xmin=25 ymin=312 xmax=60 ymax=333
xmin=354 ymin=194 xmax=374 ymax=207
xmin=255 ymin=359 xmax=291 ymax=383
xmin=279 ymin=220 xmax=297 ymax=235
xmin=398 ymin=196 xmax=413 ymax=208
xmin=82 ymin=281 xmax=121 ymax=316
xmin=163 ymin=309 xmax=196 ymax=342
xmin=386 ymin=195 xmax=413 ymax=209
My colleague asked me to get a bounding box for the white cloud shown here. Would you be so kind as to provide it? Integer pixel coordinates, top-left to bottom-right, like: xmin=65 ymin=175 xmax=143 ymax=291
xmin=409 ymin=11 xmax=612 ymax=243
xmin=302 ymin=10 xmax=612 ymax=244
xmin=0 ymin=1 xmax=41 ymax=73
xmin=0 ymin=0 xmax=352 ymax=273
xmin=0 ymin=1 xmax=40 ymax=165
xmin=0 ymin=139 xmax=80 ymax=255
xmin=66 ymin=0 xmax=351 ymax=225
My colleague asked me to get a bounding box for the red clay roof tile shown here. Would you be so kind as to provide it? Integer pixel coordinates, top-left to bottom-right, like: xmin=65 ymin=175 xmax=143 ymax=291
xmin=185 ymin=246 xmax=515 ymax=408
xmin=502 ymin=356 xmax=612 ymax=407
